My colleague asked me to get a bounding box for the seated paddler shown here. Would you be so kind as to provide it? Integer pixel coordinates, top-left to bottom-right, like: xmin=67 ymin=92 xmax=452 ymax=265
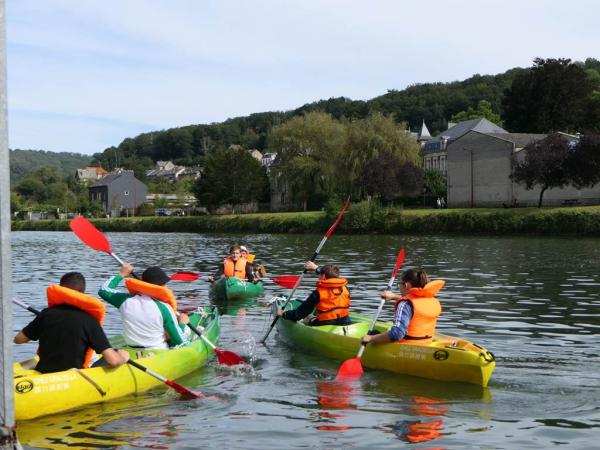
xmin=208 ymin=244 xmax=257 ymax=283
xmin=99 ymin=263 xmax=190 ymax=349
xmin=14 ymin=271 xmax=130 ymax=373
xmin=360 ymin=269 xmax=443 ymax=346
xmin=276 ymin=261 xmax=352 ymax=326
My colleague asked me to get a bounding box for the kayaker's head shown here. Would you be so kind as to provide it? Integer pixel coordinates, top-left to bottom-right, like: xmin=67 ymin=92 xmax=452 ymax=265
xmin=142 ymin=266 xmax=171 ymax=286
xmin=240 ymin=245 xmax=249 ymax=259
xmin=400 ymin=269 xmax=429 ymax=295
xmin=60 ymin=272 xmax=86 ymax=293
xmin=229 ymin=244 xmax=242 ymax=261
xmin=319 ymin=265 xmax=340 ymax=279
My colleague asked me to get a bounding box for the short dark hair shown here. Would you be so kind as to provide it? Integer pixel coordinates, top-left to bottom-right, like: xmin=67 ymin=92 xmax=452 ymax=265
xmin=229 ymin=244 xmax=242 ymax=253
xmin=60 ymin=272 xmax=86 ymax=292
xmin=320 ymin=265 xmax=340 ymax=279
xmin=401 ymin=269 xmax=429 ymax=288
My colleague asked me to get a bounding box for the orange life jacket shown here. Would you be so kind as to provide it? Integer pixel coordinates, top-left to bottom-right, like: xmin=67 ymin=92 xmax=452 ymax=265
xmin=223 ymin=256 xmax=248 ymax=280
xmin=125 ymin=278 xmax=178 ymax=312
xmin=315 ymin=277 xmax=350 ymax=321
xmin=46 ymin=285 xmax=106 ymax=368
xmin=245 ymin=254 xmax=256 ymax=263
xmin=395 ymin=280 xmax=444 ymax=345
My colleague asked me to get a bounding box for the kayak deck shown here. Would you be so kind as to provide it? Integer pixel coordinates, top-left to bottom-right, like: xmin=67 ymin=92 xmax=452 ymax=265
xmin=14 ymin=307 xmax=219 ymax=421
xmin=274 ymin=298 xmax=495 ymax=386
xmin=210 ymin=276 xmax=264 ymax=301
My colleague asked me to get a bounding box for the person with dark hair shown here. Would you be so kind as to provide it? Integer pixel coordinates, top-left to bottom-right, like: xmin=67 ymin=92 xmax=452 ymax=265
xmin=276 ymin=261 xmax=352 ymax=326
xmin=98 ymin=263 xmax=190 ymax=349
xmin=361 ymin=269 xmax=444 ymax=345
xmin=208 ymin=244 xmax=256 ymax=283
xmin=14 ymin=272 xmax=129 ymax=373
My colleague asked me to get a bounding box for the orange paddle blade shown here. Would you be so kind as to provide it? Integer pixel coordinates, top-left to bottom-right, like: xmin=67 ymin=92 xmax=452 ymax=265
xmin=69 ymin=216 xmax=112 ymax=254
xmin=271 ymin=275 xmax=299 ymax=289
xmin=335 ymin=357 xmax=363 ymax=382
xmin=171 ymin=271 xmax=201 ymax=282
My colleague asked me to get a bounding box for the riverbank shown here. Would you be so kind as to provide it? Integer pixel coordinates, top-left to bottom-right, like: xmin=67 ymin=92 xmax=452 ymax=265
xmin=11 ymin=205 xmax=600 ymax=235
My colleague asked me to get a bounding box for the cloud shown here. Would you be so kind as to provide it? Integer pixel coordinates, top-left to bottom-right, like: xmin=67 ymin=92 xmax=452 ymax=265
xmin=6 ymin=0 xmax=600 ymax=154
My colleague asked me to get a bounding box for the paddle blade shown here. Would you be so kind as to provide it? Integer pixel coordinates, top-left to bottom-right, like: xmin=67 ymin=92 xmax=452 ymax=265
xmin=215 ymin=348 xmax=246 ymax=366
xmin=165 ymin=380 xmax=204 ymax=399
xmin=271 ymin=275 xmax=300 ymax=289
xmin=171 ymin=271 xmax=201 ymax=282
xmin=69 ymin=216 xmax=112 ymax=253
xmin=335 ymin=357 xmax=363 ymax=382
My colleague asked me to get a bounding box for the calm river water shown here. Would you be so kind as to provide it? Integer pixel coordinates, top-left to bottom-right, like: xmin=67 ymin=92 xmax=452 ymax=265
xmin=11 ymin=231 xmax=600 ymax=449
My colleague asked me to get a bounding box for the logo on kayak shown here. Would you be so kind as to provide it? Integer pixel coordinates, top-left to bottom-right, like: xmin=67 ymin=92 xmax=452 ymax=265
xmin=433 ymin=350 xmax=449 ymax=361
xmin=15 ymin=379 xmax=34 ymax=394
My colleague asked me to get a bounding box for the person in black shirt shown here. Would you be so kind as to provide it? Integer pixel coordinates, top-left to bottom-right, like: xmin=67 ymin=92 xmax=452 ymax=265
xmin=14 ymin=272 xmax=129 ymax=373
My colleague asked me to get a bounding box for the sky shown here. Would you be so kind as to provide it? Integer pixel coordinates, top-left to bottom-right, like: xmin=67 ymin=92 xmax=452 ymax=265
xmin=6 ymin=0 xmax=600 ymax=155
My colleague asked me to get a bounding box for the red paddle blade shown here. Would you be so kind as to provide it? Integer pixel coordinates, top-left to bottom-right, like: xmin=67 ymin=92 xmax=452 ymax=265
xmin=171 ymin=271 xmax=201 ymax=282
xmin=335 ymin=357 xmax=363 ymax=382
xmin=271 ymin=275 xmax=300 ymax=289
xmin=165 ymin=380 xmax=204 ymax=399
xmin=215 ymin=348 xmax=246 ymax=366
xmin=69 ymin=216 xmax=112 ymax=253
xmin=325 ymin=195 xmax=351 ymax=238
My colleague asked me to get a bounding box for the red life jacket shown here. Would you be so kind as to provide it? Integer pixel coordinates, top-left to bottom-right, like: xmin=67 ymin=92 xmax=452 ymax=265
xmin=223 ymin=256 xmax=248 ymax=280
xmin=46 ymin=285 xmax=106 ymax=368
xmin=315 ymin=277 xmax=350 ymax=321
xmin=394 ymin=280 xmax=444 ymax=345
xmin=125 ymin=278 xmax=178 ymax=312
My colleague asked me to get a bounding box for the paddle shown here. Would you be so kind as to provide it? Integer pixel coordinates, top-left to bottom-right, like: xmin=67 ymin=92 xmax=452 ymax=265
xmin=260 ymin=196 xmax=351 ymax=343
xmin=12 ymin=298 xmax=203 ymax=399
xmin=171 ymin=271 xmax=299 ymax=289
xmin=335 ymin=248 xmax=405 ymax=382
xmin=69 ymin=216 xmax=245 ymax=366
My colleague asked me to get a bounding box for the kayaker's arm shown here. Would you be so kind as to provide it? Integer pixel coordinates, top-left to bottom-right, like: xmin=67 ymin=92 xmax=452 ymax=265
xmin=362 ymin=301 xmax=413 ymax=344
xmin=98 ymin=274 xmax=133 ymax=308
xmin=156 ymin=301 xmax=189 ymax=347
xmin=278 ymin=291 xmax=319 ymax=321
xmin=14 ymin=330 xmax=31 ymax=344
xmin=101 ymin=348 xmax=130 ymax=367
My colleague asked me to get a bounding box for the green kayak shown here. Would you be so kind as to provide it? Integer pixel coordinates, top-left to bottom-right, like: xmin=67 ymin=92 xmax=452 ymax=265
xmin=210 ymin=277 xmax=264 ymax=301
xmin=274 ymin=297 xmax=495 ymax=386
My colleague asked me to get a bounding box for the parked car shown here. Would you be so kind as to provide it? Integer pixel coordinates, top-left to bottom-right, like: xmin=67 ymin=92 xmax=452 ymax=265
xmin=156 ymin=208 xmax=172 ymax=216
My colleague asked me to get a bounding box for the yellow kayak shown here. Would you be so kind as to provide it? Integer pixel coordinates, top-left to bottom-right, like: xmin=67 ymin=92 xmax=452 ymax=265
xmin=275 ymin=298 xmax=495 ymax=386
xmin=14 ymin=307 xmax=219 ymax=421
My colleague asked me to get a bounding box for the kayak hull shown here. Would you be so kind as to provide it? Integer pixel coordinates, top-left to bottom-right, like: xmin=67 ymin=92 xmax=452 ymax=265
xmin=274 ymin=298 xmax=495 ymax=387
xmin=210 ymin=277 xmax=264 ymax=301
xmin=14 ymin=307 xmax=220 ymax=421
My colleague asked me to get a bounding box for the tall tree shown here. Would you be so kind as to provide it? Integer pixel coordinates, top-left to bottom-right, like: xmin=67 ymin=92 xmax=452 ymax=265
xmin=510 ymin=133 xmax=573 ymax=207
xmin=503 ymin=58 xmax=594 ymax=133
xmin=192 ymin=147 xmax=269 ymax=212
xmin=361 ymin=154 xmax=423 ymax=202
xmin=567 ymin=135 xmax=600 ymax=189
xmin=451 ymin=100 xmax=503 ymax=126
xmin=267 ymin=112 xmax=346 ymax=210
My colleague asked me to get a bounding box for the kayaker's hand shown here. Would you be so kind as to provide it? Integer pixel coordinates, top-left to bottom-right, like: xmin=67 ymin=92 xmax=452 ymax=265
xmin=117 ymin=349 xmax=130 ymax=363
xmin=178 ymin=312 xmax=190 ymax=325
xmin=361 ymin=335 xmax=372 ymax=345
xmin=207 ymin=276 xmax=214 ymax=283
xmin=120 ymin=263 xmax=134 ymax=277
xmin=381 ymin=290 xmax=396 ymax=302
xmin=276 ymin=309 xmax=285 ymax=318
xmin=305 ymin=261 xmax=318 ymax=272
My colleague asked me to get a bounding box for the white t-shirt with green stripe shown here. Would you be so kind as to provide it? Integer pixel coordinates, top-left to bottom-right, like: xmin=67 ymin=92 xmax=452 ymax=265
xmin=99 ymin=275 xmax=189 ymax=349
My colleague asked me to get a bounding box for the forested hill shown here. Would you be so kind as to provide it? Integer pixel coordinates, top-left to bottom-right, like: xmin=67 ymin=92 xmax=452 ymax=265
xmin=89 ymin=58 xmax=599 ymax=176
xmin=9 ymin=149 xmax=92 ymax=185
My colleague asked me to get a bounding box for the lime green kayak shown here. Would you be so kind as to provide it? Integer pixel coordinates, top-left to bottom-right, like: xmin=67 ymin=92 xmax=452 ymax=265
xmin=275 ymin=297 xmax=495 ymax=386
xmin=210 ymin=277 xmax=264 ymax=301
xmin=14 ymin=308 xmax=220 ymax=421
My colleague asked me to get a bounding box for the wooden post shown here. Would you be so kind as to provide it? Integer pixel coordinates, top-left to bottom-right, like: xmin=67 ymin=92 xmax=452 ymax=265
xmin=0 ymin=1 xmax=20 ymax=447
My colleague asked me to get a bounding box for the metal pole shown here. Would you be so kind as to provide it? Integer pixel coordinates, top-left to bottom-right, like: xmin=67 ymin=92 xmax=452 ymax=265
xmin=0 ymin=1 xmax=20 ymax=447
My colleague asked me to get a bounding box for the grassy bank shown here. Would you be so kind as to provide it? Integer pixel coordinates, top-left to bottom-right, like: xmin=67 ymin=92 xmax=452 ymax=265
xmin=11 ymin=205 xmax=600 ymax=235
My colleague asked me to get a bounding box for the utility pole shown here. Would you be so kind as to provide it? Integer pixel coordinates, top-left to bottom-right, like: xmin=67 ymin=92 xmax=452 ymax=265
xmin=0 ymin=1 xmax=21 ymax=447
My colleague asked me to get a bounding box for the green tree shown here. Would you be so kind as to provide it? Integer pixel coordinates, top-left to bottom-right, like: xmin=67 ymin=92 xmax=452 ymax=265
xmin=193 ymin=147 xmax=269 ymax=212
xmin=15 ymin=167 xmax=69 ymax=206
xmin=503 ymin=58 xmax=595 ymax=133
xmin=510 ymin=134 xmax=572 ymax=207
xmin=451 ymin=100 xmax=503 ymax=126
xmin=344 ymin=112 xmax=422 ymax=199
xmin=267 ymin=112 xmax=346 ymax=210
xmin=423 ymin=169 xmax=447 ymax=198
xmin=361 ymin=154 xmax=423 ymax=201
